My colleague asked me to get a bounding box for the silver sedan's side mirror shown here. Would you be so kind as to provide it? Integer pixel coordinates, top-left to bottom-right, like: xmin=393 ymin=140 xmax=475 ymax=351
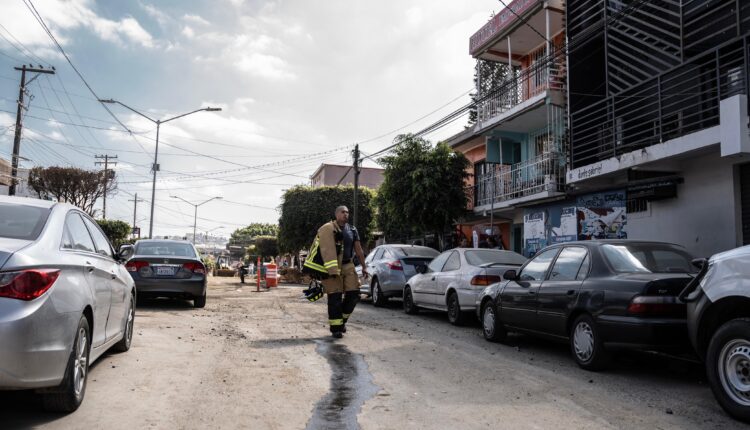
xmin=118 ymin=244 xmax=135 ymax=261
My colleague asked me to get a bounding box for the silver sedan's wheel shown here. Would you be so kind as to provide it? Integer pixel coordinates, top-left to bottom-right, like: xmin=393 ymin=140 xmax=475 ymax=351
xmin=73 ymin=327 xmax=88 ymax=397
xmin=114 ymin=293 xmax=135 ymax=352
xmin=718 ymin=339 xmax=750 ymax=407
xmin=573 ymin=321 xmax=594 ymax=362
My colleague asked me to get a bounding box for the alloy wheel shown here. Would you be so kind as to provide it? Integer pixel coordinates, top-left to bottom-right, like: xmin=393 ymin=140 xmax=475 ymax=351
xmin=573 ymin=321 xmax=594 ymax=362
xmin=73 ymin=327 xmax=88 ymax=398
xmin=718 ymin=339 xmax=750 ymax=406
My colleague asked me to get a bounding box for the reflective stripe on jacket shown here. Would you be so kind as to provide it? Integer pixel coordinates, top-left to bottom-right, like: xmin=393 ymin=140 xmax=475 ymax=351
xmin=317 ymin=221 xmax=342 ymax=276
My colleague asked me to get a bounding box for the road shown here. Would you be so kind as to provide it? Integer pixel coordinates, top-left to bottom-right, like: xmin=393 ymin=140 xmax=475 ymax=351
xmin=1 ymin=276 xmax=744 ymax=429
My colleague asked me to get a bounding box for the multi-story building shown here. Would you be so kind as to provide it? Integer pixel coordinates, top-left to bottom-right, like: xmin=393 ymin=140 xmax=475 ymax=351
xmin=0 ymin=157 xmax=31 ymax=197
xmin=310 ymin=163 xmax=384 ymax=189
xmin=451 ymin=0 xmax=568 ymax=254
xmin=565 ymin=0 xmax=750 ymax=257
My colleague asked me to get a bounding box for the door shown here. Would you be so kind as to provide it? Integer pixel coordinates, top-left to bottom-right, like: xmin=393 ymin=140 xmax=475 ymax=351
xmin=536 ymin=247 xmax=590 ymax=336
xmin=500 ymin=247 xmax=559 ymax=329
xmin=83 ymin=216 xmax=127 ymax=341
xmin=62 ymin=212 xmax=111 ymax=347
xmin=412 ymin=251 xmax=450 ymax=306
xmin=435 ymin=251 xmax=461 ymax=309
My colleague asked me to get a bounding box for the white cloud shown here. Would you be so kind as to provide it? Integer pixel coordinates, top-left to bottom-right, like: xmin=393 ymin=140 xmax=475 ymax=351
xmin=183 ymin=14 xmax=210 ymax=26
xmin=235 ymin=53 xmax=296 ymax=81
xmin=182 ymin=26 xmax=195 ymax=39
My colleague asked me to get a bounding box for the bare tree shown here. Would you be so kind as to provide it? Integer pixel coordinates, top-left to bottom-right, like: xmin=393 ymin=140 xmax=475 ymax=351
xmin=28 ymin=166 xmax=117 ymax=217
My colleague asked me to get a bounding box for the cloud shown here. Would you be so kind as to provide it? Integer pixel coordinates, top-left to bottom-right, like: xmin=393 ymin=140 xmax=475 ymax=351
xmin=182 ymin=26 xmax=195 ymax=39
xmin=235 ymin=53 xmax=296 ymax=81
xmin=183 ymin=14 xmax=210 ymax=26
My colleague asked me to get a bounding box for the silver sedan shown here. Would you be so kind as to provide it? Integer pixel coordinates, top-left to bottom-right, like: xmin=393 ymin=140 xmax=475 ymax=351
xmin=403 ymin=248 xmax=527 ymax=325
xmin=0 ymin=196 xmax=136 ymax=412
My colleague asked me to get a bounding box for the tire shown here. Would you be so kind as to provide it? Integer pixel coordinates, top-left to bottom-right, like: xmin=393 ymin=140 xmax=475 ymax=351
xmin=447 ymin=292 xmax=464 ymax=326
xmin=42 ymin=316 xmax=90 ymax=412
xmin=481 ymin=301 xmax=507 ymax=342
xmin=706 ymin=318 xmax=750 ymax=423
xmin=194 ymin=291 xmax=207 ymax=308
xmin=112 ymin=292 xmax=135 ymax=353
xmin=372 ymin=278 xmax=388 ymax=308
xmin=569 ymin=314 xmax=610 ymax=371
xmin=403 ymin=287 xmax=419 ymax=315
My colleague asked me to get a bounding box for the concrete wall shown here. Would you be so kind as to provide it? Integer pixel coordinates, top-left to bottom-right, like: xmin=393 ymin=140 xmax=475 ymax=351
xmin=627 ymin=151 xmax=743 ymax=258
xmin=311 ymin=165 xmax=384 ymax=189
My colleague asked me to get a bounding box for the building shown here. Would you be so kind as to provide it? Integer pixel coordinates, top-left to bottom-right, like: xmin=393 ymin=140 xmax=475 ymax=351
xmin=310 ymin=163 xmax=384 ymax=189
xmin=451 ymin=0 xmax=567 ymax=255
xmin=0 ymin=157 xmax=31 ymax=197
xmin=564 ymin=0 xmax=750 ymax=258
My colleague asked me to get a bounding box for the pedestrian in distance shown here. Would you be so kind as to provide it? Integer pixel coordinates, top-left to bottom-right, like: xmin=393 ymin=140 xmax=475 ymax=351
xmin=303 ymin=206 xmax=368 ymax=339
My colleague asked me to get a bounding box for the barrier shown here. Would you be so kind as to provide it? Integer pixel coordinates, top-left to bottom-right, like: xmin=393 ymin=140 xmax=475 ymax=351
xmin=265 ymin=262 xmax=278 ymax=288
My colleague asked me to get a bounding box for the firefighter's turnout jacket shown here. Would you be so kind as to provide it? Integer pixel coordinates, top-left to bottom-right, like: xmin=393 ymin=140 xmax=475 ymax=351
xmin=303 ymin=221 xmax=343 ymax=278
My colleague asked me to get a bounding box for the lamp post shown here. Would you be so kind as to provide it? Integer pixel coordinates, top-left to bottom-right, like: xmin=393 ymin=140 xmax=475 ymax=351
xmin=98 ymin=98 xmax=221 ymax=238
xmin=170 ymin=196 xmax=223 ymax=244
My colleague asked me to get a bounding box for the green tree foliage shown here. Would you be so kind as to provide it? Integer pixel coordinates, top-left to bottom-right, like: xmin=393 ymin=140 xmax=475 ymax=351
xmin=254 ymin=236 xmax=279 ymax=260
xmin=96 ymin=219 xmax=131 ymax=249
xmin=278 ymin=185 xmax=375 ymax=255
xmin=229 ymin=223 xmax=279 ymax=248
xmin=376 ymin=134 xmax=470 ymax=244
xmin=28 ymin=166 xmax=117 ymax=217
xmin=468 ymin=59 xmax=512 ymax=125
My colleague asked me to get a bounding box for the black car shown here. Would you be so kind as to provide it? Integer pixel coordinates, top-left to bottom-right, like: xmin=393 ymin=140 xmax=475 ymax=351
xmin=477 ymin=240 xmax=697 ymax=370
xmin=121 ymin=240 xmax=208 ymax=308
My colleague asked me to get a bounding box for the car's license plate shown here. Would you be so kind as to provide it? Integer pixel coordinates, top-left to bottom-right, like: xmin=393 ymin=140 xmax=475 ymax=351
xmin=156 ymin=266 xmax=174 ymax=276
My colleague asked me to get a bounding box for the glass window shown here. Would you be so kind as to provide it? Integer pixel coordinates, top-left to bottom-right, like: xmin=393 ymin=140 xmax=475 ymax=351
xmin=383 ymin=249 xmax=396 ymax=259
xmin=393 ymin=246 xmax=439 ymax=258
xmin=519 ymin=248 xmax=559 ymax=281
xmin=465 ymin=250 xmax=527 ymax=267
xmin=427 ymin=252 xmax=451 ymax=273
xmin=373 ymin=248 xmax=385 ymax=261
xmin=601 ymin=244 xmax=696 ymax=273
xmin=365 ymin=248 xmax=378 ymax=264
xmin=65 ymin=213 xmax=96 ymax=253
xmin=135 ymin=242 xmax=197 ymax=257
xmin=576 ymin=253 xmax=591 ymax=280
xmin=442 ymin=252 xmax=461 ymax=272
xmin=82 ymin=217 xmax=113 ymax=258
xmin=548 ymin=247 xmax=588 ymax=282
xmin=0 ymin=203 xmax=50 ymax=240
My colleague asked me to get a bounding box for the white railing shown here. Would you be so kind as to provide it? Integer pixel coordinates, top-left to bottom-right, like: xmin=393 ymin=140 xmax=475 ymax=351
xmin=475 ymin=151 xmax=565 ymax=207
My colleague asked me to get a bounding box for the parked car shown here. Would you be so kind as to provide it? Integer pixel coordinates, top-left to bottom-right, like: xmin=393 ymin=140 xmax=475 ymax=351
xmin=361 ymin=245 xmax=439 ymax=307
xmin=402 ymin=248 xmax=527 ymax=324
xmin=0 ymin=196 xmax=135 ymax=412
xmin=122 ymin=239 xmax=207 ymax=308
xmin=476 ymin=240 xmax=697 ymax=370
xmin=682 ymin=245 xmax=750 ymax=423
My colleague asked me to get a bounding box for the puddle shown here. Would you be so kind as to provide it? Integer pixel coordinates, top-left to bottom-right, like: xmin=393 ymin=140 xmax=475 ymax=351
xmin=306 ymin=339 xmax=379 ymax=430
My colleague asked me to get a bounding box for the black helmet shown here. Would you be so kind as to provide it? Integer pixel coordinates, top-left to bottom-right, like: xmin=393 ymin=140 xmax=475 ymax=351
xmin=303 ymin=280 xmax=324 ymax=302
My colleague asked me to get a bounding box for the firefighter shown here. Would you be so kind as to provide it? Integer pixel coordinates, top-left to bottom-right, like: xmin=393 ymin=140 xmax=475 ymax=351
xmin=315 ymin=206 xmax=368 ymax=338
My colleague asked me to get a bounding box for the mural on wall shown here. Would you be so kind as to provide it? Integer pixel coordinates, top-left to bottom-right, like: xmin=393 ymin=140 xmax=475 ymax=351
xmin=523 ymin=202 xmax=578 ymax=257
xmin=576 ymin=190 xmax=627 ymax=240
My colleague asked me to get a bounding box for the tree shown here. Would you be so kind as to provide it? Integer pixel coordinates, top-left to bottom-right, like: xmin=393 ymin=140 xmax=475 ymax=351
xmin=278 ymin=185 xmax=375 ymax=259
xmin=254 ymin=236 xmax=279 ymax=260
xmin=376 ymin=134 xmax=470 ymax=248
xmin=229 ymin=223 xmax=279 ymax=248
xmin=468 ymin=59 xmax=512 ymax=125
xmin=28 ymin=166 xmax=116 ymax=217
xmin=96 ymin=219 xmax=132 ymax=249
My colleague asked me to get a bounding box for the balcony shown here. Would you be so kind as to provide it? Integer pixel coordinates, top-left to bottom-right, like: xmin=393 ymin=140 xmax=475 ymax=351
xmin=472 ymin=151 xmax=565 ymax=210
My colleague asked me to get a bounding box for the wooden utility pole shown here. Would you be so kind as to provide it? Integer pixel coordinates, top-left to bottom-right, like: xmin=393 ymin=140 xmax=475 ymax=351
xmin=352 ymin=144 xmax=360 ymax=230
xmin=129 ymin=193 xmax=145 ymax=237
xmin=9 ymin=65 xmax=54 ymax=196
xmin=95 ymin=154 xmax=117 ymax=219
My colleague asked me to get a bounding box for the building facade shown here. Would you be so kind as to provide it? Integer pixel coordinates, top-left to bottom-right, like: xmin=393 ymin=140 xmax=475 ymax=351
xmin=565 ymin=0 xmax=750 ymax=258
xmin=0 ymin=157 xmax=31 ymax=197
xmin=310 ymin=163 xmax=384 ymax=189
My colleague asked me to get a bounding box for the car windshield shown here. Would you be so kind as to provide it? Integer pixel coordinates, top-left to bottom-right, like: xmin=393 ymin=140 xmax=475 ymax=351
xmin=601 ymin=243 xmax=697 ymax=273
xmin=136 ymin=242 xmax=196 ymax=257
xmin=465 ymin=250 xmax=527 ymax=267
xmin=393 ymin=247 xmax=439 ymax=258
xmin=0 ymin=204 xmax=50 ymax=240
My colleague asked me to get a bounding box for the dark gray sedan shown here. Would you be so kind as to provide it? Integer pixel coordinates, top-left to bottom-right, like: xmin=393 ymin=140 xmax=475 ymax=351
xmin=123 ymin=239 xmax=207 ymax=308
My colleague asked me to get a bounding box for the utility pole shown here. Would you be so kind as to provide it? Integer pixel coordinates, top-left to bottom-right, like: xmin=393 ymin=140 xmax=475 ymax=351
xmin=9 ymin=65 xmax=54 ymax=196
xmin=352 ymin=144 xmax=360 ymax=230
xmin=95 ymin=154 xmax=117 ymax=219
xmin=129 ymin=193 xmax=145 ymax=238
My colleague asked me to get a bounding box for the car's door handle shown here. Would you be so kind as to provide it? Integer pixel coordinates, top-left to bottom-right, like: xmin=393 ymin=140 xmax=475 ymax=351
xmin=85 ymin=262 xmax=95 ymax=273
xmin=110 ymin=271 xmax=117 ymax=280
xmin=431 ymin=277 xmax=435 ymax=281
xmin=566 ymin=290 xmax=576 ymax=296
xmin=529 ymin=290 xmax=536 ymax=295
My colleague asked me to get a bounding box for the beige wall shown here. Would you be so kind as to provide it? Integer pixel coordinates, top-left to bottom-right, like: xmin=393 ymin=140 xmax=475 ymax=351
xmin=311 ymin=165 xmax=384 ymax=189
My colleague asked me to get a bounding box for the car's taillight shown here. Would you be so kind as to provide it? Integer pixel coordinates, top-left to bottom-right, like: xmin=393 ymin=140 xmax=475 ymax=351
xmin=0 ymin=269 xmax=61 ymax=301
xmin=471 ymin=275 xmax=502 ymax=286
xmin=627 ymin=295 xmax=686 ymax=317
xmin=126 ymin=260 xmax=149 ymax=272
xmin=387 ymin=261 xmax=403 ymax=271
xmin=182 ymin=262 xmax=206 ymax=274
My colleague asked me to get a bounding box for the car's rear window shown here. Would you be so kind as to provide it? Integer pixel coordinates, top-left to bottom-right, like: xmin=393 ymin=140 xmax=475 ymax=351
xmin=601 ymin=244 xmax=697 ymax=273
xmin=0 ymin=203 xmax=50 ymax=240
xmin=465 ymin=250 xmax=527 ymax=266
xmin=135 ymin=242 xmax=196 ymax=257
xmin=393 ymin=247 xmax=439 ymax=258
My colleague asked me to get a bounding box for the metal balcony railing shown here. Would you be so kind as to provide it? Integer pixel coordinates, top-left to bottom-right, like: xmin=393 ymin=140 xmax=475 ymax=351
xmin=471 ymin=151 xmax=565 ymax=208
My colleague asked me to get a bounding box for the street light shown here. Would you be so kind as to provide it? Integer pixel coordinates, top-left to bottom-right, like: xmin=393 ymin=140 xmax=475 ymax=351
xmin=99 ymin=98 xmax=222 ymax=239
xmin=170 ymin=196 xmax=223 ymax=244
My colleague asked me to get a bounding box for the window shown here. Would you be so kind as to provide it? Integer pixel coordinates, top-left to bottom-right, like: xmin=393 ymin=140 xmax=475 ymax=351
xmin=519 ymin=248 xmax=559 ymax=281
xmin=135 ymin=242 xmax=196 ymax=257
xmin=442 ymin=252 xmax=461 ymax=272
xmin=576 ymin=253 xmax=591 ymax=280
xmin=0 ymin=203 xmax=50 ymax=240
xmin=548 ymin=247 xmax=588 ymax=281
xmin=83 ymin=217 xmax=113 ymax=258
xmin=427 ymin=252 xmax=451 ymax=273
xmin=64 ymin=213 xmax=96 ymax=253
xmin=365 ymin=248 xmax=378 ymax=265
xmin=373 ymin=248 xmax=385 ymax=261
xmin=393 ymin=246 xmax=439 ymax=258
xmin=383 ymin=249 xmax=397 ymax=260
xmin=465 ymin=250 xmax=527 ymax=267
xmin=601 ymin=244 xmax=697 ymax=273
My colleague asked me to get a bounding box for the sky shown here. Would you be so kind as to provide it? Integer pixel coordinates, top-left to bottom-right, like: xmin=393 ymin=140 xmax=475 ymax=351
xmin=0 ymin=0 xmax=500 ymax=238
